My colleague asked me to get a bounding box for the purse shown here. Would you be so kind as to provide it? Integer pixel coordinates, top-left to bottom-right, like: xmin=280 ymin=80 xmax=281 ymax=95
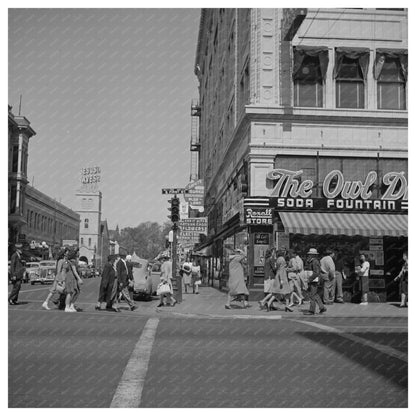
xmin=56 ymin=281 xmax=66 ymax=294
xmin=157 ymin=282 xmax=172 ymax=295
xmin=194 ymin=280 xmax=202 ymax=285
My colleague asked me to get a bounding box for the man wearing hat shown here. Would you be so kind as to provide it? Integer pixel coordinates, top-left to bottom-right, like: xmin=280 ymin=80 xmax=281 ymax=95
xmin=320 ymin=249 xmax=336 ymax=305
xmin=9 ymin=243 xmax=25 ymax=305
xmin=116 ymin=254 xmax=136 ymax=311
xmin=304 ymin=248 xmax=326 ymax=315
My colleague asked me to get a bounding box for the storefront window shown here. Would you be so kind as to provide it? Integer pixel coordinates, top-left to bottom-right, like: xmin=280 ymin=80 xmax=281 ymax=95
xmin=10 ymin=185 xmax=17 ymax=214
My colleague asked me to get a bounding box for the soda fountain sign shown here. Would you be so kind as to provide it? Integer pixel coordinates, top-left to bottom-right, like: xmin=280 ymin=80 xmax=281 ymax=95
xmin=266 ymin=169 xmax=408 ymax=212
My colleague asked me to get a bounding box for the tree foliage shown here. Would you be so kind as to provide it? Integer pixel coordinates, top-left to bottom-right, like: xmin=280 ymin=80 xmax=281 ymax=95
xmin=117 ymin=221 xmax=172 ymax=260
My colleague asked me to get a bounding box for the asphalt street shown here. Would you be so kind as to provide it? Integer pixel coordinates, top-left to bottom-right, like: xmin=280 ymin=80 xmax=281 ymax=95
xmin=8 ymin=278 xmax=408 ymax=408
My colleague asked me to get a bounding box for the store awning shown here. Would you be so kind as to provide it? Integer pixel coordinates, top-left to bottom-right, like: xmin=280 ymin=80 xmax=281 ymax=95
xmin=279 ymin=212 xmax=407 ymax=237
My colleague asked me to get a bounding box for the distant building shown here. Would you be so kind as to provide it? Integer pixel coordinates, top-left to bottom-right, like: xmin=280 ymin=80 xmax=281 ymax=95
xmin=24 ymin=185 xmax=80 ymax=250
xmin=8 ymin=106 xmax=36 ymax=246
xmin=8 ymin=106 xmax=80 ymax=259
xmin=76 ymin=189 xmax=109 ymax=266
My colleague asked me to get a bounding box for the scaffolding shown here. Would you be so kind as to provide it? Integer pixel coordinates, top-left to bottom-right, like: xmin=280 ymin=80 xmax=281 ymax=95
xmin=190 ymin=99 xmax=201 ymax=182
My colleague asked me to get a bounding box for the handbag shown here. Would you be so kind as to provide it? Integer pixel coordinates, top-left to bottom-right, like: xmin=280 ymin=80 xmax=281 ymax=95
xmin=264 ymin=278 xmax=273 ymax=293
xmin=157 ymin=282 xmax=172 ymax=296
xmin=56 ymin=281 xmax=65 ymax=294
xmin=194 ymin=280 xmax=202 ymax=285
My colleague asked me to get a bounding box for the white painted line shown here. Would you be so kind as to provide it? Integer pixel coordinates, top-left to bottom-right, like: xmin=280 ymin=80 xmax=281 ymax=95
xmin=294 ymin=319 xmax=408 ymax=363
xmin=110 ymin=317 xmax=159 ymax=408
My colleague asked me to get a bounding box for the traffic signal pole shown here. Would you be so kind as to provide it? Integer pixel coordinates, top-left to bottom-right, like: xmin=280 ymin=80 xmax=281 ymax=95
xmin=172 ymin=221 xmax=182 ymax=303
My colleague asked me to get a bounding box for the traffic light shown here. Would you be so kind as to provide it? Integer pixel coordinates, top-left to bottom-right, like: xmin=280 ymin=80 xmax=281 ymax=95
xmin=168 ymin=197 xmax=180 ymax=223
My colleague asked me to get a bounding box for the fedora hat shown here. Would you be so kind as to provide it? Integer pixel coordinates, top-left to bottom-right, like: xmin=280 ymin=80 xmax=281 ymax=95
xmin=307 ymin=248 xmax=319 ymax=255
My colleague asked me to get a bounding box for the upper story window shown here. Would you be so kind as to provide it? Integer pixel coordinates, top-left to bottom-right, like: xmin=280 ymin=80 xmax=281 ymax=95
xmin=84 ymin=218 xmax=89 ymax=229
xmin=11 ymin=145 xmax=19 ymax=173
xmin=334 ymin=48 xmax=369 ymax=109
xmin=293 ymin=47 xmax=328 ymax=107
xmin=374 ymin=50 xmax=407 ymax=110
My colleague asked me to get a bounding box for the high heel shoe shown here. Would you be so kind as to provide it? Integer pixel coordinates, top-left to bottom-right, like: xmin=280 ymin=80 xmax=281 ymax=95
xmin=225 ymin=305 xmax=231 ymax=310
xmin=265 ymin=303 xmax=271 ymax=312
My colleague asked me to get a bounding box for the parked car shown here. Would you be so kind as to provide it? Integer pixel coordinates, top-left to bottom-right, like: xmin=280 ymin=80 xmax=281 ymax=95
xmin=24 ymin=262 xmax=40 ymax=284
xmin=78 ymin=263 xmax=93 ymax=279
xmin=149 ymin=262 xmax=162 ymax=295
xmin=31 ymin=260 xmax=56 ymax=285
xmin=132 ymin=258 xmax=152 ymax=301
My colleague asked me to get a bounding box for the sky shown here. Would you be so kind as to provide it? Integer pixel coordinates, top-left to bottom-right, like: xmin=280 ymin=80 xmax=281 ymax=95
xmin=8 ymin=8 xmax=201 ymax=230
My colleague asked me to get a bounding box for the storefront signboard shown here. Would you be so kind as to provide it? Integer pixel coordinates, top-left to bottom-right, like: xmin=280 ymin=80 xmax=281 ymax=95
xmin=267 ymin=169 xmax=407 ymax=201
xmin=244 ymin=207 xmax=273 ymax=225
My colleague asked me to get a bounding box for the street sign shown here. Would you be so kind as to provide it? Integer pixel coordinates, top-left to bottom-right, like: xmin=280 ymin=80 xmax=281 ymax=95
xmin=162 ymin=188 xmax=190 ymax=195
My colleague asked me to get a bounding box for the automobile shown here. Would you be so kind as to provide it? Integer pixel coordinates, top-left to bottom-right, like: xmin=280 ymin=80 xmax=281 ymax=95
xmin=30 ymin=260 xmax=56 ymax=285
xmin=78 ymin=263 xmax=93 ymax=279
xmin=24 ymin=262 xmax=40 ymax=284
xmin=149 ymin=262 xmax=162 ymax=295
xmin=131 ymin=258 xmax=152 ymax=301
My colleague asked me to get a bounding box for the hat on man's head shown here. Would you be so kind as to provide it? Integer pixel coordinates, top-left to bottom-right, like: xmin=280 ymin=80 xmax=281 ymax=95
xmin=307 ymin=248 xmax=319 ymax=255
xmin=15 ymin=243 xmax=23 ymax=249
xmin=126 ymin=255 xmax=132 ymax=261
xmin=181 ymin=264 xmax=192 ymax=273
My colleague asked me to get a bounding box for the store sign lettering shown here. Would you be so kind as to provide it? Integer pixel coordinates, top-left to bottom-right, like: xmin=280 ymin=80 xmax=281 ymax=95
xmin=244 ymin=208 xmax=273 ymax=225
xmin=267 ymin=169 xmax=408 ymax=201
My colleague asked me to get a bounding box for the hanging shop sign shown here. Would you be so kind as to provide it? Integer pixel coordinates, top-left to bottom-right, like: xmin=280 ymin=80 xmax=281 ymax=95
xmin=244 ymin=207 xmax=273 ymax=225
xmin=184 ymin=179 xmax=204 ymax=210
xmin=266 ymin=169 xmax=407 ymax=212
xmin=178 ymin=217 xmax=208 ymax=247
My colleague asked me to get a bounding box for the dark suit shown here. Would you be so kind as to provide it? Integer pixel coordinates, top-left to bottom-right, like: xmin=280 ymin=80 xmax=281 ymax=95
xmin=306 ymin=257 xmax=325 ymax=313
xmin=9 ymin=251 xmax=25 ymax=303
xmin=117 ymin=259 xmax=134 ymax=308
xmin=98 ymin=262 xmax=117 ymax=306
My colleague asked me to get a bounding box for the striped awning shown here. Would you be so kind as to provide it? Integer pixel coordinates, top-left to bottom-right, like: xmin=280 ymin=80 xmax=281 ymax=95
xmin=279 ymin=212 xmax=408 ymax=237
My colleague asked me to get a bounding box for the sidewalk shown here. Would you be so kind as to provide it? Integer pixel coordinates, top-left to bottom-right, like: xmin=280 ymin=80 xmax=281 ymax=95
xmin=146 ymin=285 xmax=409 ymax=319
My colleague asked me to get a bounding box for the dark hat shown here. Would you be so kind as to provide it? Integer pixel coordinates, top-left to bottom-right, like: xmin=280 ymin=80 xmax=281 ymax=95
xmin=108 ymin=254 xmax=117 ymax=262
xmin=181 ymin=264 xmax=192 ymax=273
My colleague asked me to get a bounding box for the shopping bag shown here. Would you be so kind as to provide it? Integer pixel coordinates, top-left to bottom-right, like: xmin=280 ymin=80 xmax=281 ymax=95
xmin=157 ymin=282 xmax=172 ymax=296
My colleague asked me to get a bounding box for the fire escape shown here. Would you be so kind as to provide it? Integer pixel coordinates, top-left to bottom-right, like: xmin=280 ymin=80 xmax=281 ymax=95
xmin=190 ymin=99 xmax=201 ymax=182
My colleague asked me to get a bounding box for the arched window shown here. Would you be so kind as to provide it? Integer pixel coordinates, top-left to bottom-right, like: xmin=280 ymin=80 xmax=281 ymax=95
xmin=84 ymin=218 xmax=89 ymax=229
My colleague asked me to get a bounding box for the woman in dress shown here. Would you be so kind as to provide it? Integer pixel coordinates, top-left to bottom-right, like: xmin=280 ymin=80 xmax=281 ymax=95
xmin=258 ymin=248 xmax=276 ymax=310
xmin=62 ymin=249 xmax=83 ymax=312
xmin=191 ymin=258 xmax=202 ymax=294
xmin=266 ymin=250 xmax=293 ymax=312
xmin=394 ymin=252 xmax=408 ymax=308
xmin=225 ymin=249 xmax=249 ymax=309
xmin=181 ymin=260 xmax=193 ymax=294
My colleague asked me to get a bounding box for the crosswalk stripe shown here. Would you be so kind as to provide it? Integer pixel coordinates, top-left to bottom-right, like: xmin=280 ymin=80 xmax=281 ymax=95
xmin=110 ymin=317 xmax=159 ymax=407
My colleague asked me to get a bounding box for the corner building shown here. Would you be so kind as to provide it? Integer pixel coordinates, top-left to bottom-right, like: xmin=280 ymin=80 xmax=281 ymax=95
xmin=194 ymin=8 xmax=407 ymax=301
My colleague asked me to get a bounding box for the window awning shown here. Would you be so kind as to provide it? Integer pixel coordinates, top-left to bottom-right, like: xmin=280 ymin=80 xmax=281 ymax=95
xmin=279 ymin=212 xmax=407 ymax=237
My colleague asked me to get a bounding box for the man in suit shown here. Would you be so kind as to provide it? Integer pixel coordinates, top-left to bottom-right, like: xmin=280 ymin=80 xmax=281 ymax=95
xmin=303 ymin=248 xmax=326 ymax=315
xmin=117 ymin=254 xmax=136 ymax=311
xmin=9 ymin=243 xmax=25 ymax=305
